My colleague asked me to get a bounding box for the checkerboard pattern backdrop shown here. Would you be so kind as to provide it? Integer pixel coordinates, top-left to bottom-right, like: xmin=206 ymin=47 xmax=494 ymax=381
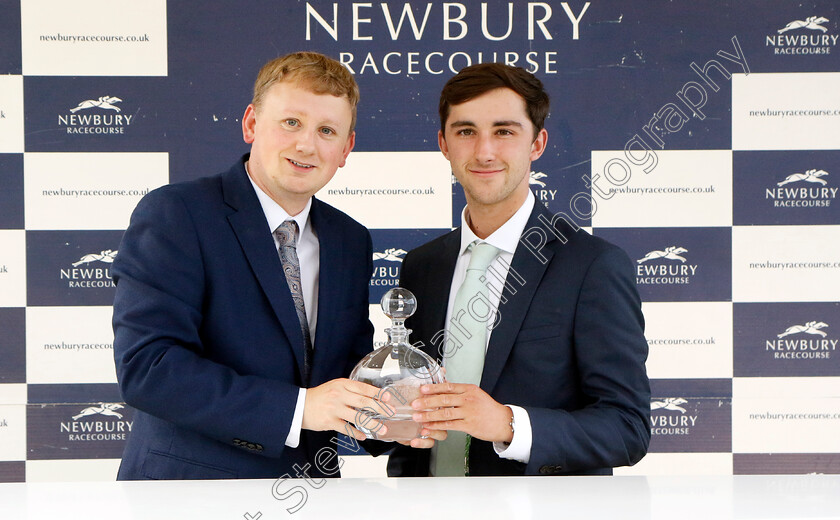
xmin=1 ymin=1 xmax=839 ymax=482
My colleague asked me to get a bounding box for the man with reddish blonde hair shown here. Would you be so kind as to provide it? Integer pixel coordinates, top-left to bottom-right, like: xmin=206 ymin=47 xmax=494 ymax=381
xmin=251 ymin=51 xmax=360 ymax=130
xmin=112 ymin=52 xmax=438 ymax=481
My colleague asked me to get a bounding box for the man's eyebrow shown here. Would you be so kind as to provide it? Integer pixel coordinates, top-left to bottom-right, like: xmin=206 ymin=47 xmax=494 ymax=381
xmin=448 ymin=120 xmax=524 ymax=128
xmin=492 ymin=120 xmax=524 ymax=128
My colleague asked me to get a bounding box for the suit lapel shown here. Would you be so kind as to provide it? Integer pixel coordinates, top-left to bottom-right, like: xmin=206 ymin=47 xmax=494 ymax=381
xmin=309 ymin=198 xmax=342 ymax=383
xmin=480 ymin=204 xmax=556 ymax=394
xmin=417 ymin=231 xmax=460 ymax=363
xmin=223 ymin=159 xmax=307 ymax=379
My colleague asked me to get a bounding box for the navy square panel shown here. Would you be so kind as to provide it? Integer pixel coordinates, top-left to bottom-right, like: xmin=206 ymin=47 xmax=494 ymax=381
xmin=0 ymin=462 xmax=25 ymax=483
xmin=594 ymin=227 xmax=732 ymax=302
xmin=0 ymin=153 xmax=24 ymax=229
xmin=27 ymin=383 xmax=123 ymax=404
xmin=734 ymin=454 xmax=840 ymax=475
xmin=452 ymin=177 xmax=465 ymax=229
xmin=163 ymin=0 xmax=747 ymax=181
xmin=649 ymin=379 xmax=732 ymax=453
xmin=369 ymin=228 xmax=450 ymax=305
xmin=0 ymin=154 xmax=24 ymax=229
xmin=0 ymin=308 xmax=25 ymax=384
xmin=734 ymin=302 xmax=840 ymax=377
xmin=23 ymin=77 xmax=171 ymax=152
xmin=26 ymin=230 xmax=123 ymax=306
xmin=26 ymin=384 xmax=132 ymax=460
xmin=731 ymin=2 xmax=840 ymax=74
xmin=0 ymin=1 xmax=21 ymax=74
xmin=734 ymin=151 xmax=840 ymax=225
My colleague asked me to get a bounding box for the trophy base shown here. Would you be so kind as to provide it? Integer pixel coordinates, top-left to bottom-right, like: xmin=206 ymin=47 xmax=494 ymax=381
xmin=358 ymin=414 xmax=423 ymax=442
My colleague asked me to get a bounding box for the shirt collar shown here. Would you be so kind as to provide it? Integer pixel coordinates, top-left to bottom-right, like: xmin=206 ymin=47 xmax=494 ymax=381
xmin=458 ymin=190 xmax=535 ymax=256
xmin=245 ymin=161 xmax=312 ymax=240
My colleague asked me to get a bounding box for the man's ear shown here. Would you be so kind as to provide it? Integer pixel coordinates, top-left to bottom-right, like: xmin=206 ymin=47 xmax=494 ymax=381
xmin=530 ymin=128 xmax=548 ymax=162
xmin=338 ymin=131 xmax=356 ymax=168
xmin=438 ymin=130 xmax=449 ymax=160
xmin=242 ymin=104 xmax=257 ymax=144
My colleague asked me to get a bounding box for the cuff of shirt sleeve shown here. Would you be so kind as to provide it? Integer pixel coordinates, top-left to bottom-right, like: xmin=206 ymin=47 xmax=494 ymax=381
xmin=285 ymin=388 xmax=306 ymax=448
xmin=492 ymin=405 xmax=532 ymax=464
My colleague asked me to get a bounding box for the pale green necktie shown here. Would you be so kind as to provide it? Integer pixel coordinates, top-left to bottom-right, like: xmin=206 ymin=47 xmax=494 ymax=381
xmin=432 ymin=241 xmax=500 ymax=476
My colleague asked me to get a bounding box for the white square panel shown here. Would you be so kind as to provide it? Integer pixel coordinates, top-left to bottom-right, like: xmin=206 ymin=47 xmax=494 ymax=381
xmin=24 ymin=152 xmax=169 ymax=231
xmin=342 ymin=454 xmax=388 ymax=478
xmin=0 ymin=404 xmax=25 ymax=461
xmin=25 ymin=459 xmax=120 ymax=482
xmin=732 ymin=225 xmax=840 ymax=302
xmin=26 ymin=306 xmax=117 ymax=384
xmin=0 ymin=385 xmax=26 ymax=406
xmin=21 ymin=0 xmax=168 ymax=76
xmin=733 ymin=377 xmax=840 ymax=453
xmin=0 ymin=231 xmax=26 ymax=307
xmin=591 ymin=150 xmax=733 ymax=228
xmin=733 ymin=73 xmax=840 ymax=150
xmin=643 ymin=302 xmax=733 ymax=379
xmin=370 ymin=303 xmax=390 ymax=350
xmin=320 ymin=152 xmax=452 ymax=230
xmin=0 ymin=75 xmax=24 ymax=153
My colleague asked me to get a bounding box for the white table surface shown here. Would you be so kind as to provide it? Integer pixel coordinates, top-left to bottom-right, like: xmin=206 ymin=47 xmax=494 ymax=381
xmin=1 ymin=474 xmax=839 ymax=520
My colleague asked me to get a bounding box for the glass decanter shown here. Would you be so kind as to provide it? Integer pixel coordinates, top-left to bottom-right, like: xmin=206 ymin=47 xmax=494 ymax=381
xmin=349 ymin=287 xmax=445 ymax=441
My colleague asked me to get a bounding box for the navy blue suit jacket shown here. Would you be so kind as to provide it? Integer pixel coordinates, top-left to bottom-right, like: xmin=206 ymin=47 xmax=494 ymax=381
xmin=388 ymin=202 xmax=650 ymax=476
xmin=112 ymin=156 xmax=374 ymax=480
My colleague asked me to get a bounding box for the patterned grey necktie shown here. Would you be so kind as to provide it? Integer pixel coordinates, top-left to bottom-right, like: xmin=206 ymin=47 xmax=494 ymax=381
xmin=274 ymin=220 xmax=313 ymax=384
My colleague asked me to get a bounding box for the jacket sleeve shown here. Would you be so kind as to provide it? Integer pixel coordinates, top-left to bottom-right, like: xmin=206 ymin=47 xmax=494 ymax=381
xmin=525 ymin=246 xmax=651 ymax=474
xmin=112 ymin=188 xmax=300 ymax=459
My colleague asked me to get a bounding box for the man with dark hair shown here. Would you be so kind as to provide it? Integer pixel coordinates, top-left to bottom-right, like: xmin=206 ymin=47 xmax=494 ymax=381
xmin=438 ymin=62 xmax=550 ymax=139
xmin=111 ymin=52 xmax=440 ymax=480
xmin=388 ymin=63 xmax=651 ymax=477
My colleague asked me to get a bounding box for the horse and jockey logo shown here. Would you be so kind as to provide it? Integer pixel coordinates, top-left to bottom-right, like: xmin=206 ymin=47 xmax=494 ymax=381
xmin=778 ymin=16 xmax=830 ymax=34
xmin=777 ymin=321 xmax=829 ymax=338
xmin=72 ymin=250 xmax=118 ymax=267
xmin=651 ymin=398 xmax=688 ymax=413
xmin=767 ymin=169 xmax=836 ymax=207
xmin=634 ymin=242 xmax=699 ymax=286
xmin=777 ymin=169 xmax=829 ymax=186
xmin=59 ymin=95 xmax=133 ymax=135
xmin=69 ymin=96 xmax=123 ymax=113
xmin=72 ymin=403 xmax=124 ymax=420
xmin=373 ymin=248 xmax=407 ymax=262
xmin=529 ymin=171 xmax=548 ymax=188
xmin=59 ymin=403 xmax=131 ymax=444
xmin=637 ymin=246 xmax=688 ymax=264
xmin=767 ymin=15 xmax=837 ymax=56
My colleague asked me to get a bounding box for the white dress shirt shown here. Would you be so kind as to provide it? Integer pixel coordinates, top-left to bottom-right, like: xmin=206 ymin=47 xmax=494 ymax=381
xmin=246 ymin=163 xmax=315 ymax=449
xmin=445 ymin=191 xmax=536 ymax=464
